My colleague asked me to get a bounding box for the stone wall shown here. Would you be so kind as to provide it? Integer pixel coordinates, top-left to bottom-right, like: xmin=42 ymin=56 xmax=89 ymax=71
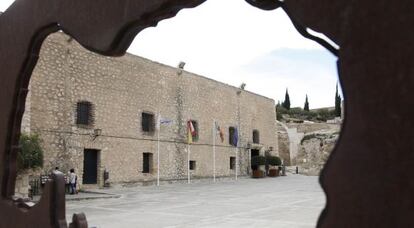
xmin=296 ymin=131 xmax=339 ymax=175
xmin=24 ymin=32 xmax=278 ymax=188
xmin=277 ymin=122 xmax=290 ymax=165
xmin=277 ymin=120 xmax=341 ymax=174
xmin=14 ymin=168 xmax=42 ymax=198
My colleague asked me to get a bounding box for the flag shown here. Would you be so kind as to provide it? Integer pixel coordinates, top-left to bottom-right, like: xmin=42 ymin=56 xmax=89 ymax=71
xmin=188 ymin=120 xmax=196 ymax=136
xmin=215 ymin=121 xmax=224 ymax=143
xmin=187 ymin=120 xmax=195 ymax=144
xmin=156 ymin=114 xmax=161 ymax=131
xmin=232 ymin=127 xmax=238 ymax=147
xmin=160 ymin=118 xmax=173 ymax=125
xmin=156 ymin=114 xmax=173 ymax=131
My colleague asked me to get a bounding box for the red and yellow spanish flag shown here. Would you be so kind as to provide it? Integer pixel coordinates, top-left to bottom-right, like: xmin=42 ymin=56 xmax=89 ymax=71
xmin=215 ymin=122 xmax=225 ymax=143
xmin=187 ymin=120 xmax=195 ymax=144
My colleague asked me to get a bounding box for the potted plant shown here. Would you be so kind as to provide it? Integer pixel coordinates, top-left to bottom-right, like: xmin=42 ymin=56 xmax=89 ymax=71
xmin=251 ymin=155 xmax=266 ymax=178
xmin=266 ymin=156 xmax=282 ymax=177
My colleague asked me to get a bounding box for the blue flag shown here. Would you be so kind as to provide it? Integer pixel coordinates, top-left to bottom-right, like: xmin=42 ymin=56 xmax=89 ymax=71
xmin=232 ymin=127 xmax=238 ymax=147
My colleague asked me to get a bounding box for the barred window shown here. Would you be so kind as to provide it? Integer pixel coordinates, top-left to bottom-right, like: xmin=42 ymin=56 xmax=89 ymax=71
xmin=142 ymin=112 xmax=155 ymax=133
xmin=253 ymin=130 xmax=260 ymax=144
xmin=142 ymin=153 xmax=153 ymax=173
xmin=230 ymin=157 xmax=236 ymax=170
xmin=76 ymin=101 xmax=94 ymax=126
xmin=189 ymin=160 xmax=196 ymax=170
xmin=229 ymin=127 xmax=236 ymax=146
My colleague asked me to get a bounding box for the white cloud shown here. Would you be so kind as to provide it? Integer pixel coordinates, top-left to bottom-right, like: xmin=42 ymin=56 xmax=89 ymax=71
xmin=130 ymin=0 xmax=339 ymax=108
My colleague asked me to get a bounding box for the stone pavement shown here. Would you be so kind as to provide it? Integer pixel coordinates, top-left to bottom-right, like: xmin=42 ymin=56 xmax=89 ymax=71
xmin=66 ymin=175 xmax=325 ymax=228
xmin=32 ymin=191 xmax=120 ymax=202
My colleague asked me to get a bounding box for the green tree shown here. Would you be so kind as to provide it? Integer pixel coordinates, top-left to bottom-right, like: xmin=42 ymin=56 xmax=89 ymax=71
xmin=282 ymin=89 xmax=291 ymax=110
xmin=335 ymin=84 xmax=341 ymax=117
xmin=304 ymin=95 xmax=309 ymax=111
xmin=18 ymin=134 xmax=43 ymax=171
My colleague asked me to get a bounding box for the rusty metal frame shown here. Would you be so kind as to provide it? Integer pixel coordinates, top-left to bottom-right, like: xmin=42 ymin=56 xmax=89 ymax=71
xmin=1 ymin=0 xmax=414 ymax=227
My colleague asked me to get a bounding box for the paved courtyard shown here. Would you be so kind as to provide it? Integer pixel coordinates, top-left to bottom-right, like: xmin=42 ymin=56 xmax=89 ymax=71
xmin=66 ymin=175 xmax=325 ymax=228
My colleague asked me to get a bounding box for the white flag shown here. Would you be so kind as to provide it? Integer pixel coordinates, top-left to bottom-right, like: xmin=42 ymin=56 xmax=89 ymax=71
xmin=156 ymin=114 xmax=161 ymax=131
xmin=160 ymin=118 xmax=173 ymax=125
xmin=156 ymin=114 xmax=172 ymax=131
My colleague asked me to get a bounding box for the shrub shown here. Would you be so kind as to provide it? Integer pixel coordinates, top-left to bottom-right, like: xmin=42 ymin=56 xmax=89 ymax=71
xmin=18 ymin=134 xmax=43 ymax=171
xmin=315 ymin=109 xmax=336 ymax=122
xmin=266 ymin=156 xmax=282 ymax=166
xmin=251 ymin=155 xmax=266 ymax=166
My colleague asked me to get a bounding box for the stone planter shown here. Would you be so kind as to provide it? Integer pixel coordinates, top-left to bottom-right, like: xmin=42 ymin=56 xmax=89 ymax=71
xmin=268 ymin=169 xmax=279 ymax=177
xmin=252 ymin=170 xmax=265 ymax=178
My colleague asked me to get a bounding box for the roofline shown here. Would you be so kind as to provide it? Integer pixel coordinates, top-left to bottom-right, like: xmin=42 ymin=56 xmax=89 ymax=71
xmin=51 ymin=32 xmax=275 ymax=103
xmin=124 ymin=53 xmax=275 ymax=102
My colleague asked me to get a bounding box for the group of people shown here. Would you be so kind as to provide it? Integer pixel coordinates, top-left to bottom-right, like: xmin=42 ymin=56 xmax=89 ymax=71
xmin=54 ymin=167 xmax=78 ymax=194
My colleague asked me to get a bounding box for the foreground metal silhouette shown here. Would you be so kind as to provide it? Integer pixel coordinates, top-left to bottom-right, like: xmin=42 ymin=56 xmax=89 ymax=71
xmin=1 ymin=0 xmax=414 ymax=227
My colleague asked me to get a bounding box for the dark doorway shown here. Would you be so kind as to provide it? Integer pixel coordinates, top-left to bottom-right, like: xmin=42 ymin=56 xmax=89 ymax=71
xmin=83 ymin=149 xmax=99 ymax=184
xmin=251 ymin=149 xmax=260 ymax=170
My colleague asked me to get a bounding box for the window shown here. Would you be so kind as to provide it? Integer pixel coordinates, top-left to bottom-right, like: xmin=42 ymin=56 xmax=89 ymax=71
xmin=229 ymin=127 xmax=237 ymax=146
xmin=76 ymin=101 xmax=94 ymax=126
xmin=230 ymin=157 xmax=236 ymax=170
xmin=142 ymin=112 xmax=155 ymax=133
xmin=191 ymin=120 xmax=199 ymax=142
xmin=142 ymin=153 xmax=153 ymax=173
xmin=253 ymin=130 xmax=260 ymax=144
xmin=189 ymin=160 xmax=196 ymax=170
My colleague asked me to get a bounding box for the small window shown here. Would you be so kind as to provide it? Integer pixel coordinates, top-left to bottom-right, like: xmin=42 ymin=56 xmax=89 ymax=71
xmin=230 ymin=157 xmax=236 ymax=170
xmin=143 ymin=153 xmax=153 ymax=173
xmin=76 ymin=101 xmax=94 ymax=126
xmin=142 ymin=112 xmax=155 ymax=133
xmin=189 ymin=160 xmax=196 ymax=170
xmin=253 ymin=130 xmax=260 ymax=144
xmin=229 ymin=127 xmax=237 ymax=146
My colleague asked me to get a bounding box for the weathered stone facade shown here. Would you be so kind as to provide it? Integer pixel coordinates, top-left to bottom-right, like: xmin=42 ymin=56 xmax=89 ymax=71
xmin=22 ymin=32 xmax=278 ymax=188
xmin=277 ymin=121 xmax=341 ymax=175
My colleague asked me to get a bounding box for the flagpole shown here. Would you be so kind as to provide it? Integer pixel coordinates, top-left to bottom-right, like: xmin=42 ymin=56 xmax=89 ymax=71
xmin=188 ymin=144 xmax=191 ymax=184
xmin=213 ymin=120 xmax=216 ymax=183
xmin=157 ymin=112 xmax=160 ymax=186
xmin=235 ymin=147 xmax=238 ymax=181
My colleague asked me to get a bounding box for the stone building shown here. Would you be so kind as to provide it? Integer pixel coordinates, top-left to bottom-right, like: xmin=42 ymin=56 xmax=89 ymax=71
xmin=21 ymin=32 xmax=278 ymax=188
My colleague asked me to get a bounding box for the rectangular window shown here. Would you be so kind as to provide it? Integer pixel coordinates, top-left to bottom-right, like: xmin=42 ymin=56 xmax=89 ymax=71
xmin=76 ymin=101 xmax=93 ymax=126
xmin=253 ymin=130 xmax=260 ymax=144
xmin=143 ymin=153 xmax=153 ymax=173
xmin=191 ymin=120 xmax=199 ymax=142
xmin=142 ymin=112 xmax=155 ymax=133
xmin=229 ymin=127 xmax=238 ymax=146
xmin=189 ymin=160 xmax=196 ymax=170
xmin=230 ymin=157 xmax=236 ymax=170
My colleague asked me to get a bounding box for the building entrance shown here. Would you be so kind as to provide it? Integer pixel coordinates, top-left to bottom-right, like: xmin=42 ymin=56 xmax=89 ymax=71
xmin=83 ymin=149 xmax=99 ymax=184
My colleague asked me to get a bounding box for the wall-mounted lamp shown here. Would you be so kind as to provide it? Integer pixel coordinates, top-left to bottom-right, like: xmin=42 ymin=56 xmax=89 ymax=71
xmin=177 ymin=61 xmax=186 ymax=76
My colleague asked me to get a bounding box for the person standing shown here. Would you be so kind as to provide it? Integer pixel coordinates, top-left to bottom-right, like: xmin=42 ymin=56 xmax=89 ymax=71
xmin=69 ymin=168 xmax=77 ymax=194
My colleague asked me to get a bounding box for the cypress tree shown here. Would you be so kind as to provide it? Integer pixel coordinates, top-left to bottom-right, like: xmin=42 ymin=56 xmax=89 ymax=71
xmin=335 ymin=84 xmax=341 ymax=117
xmin=304 ymin=95 xmax=309 ymax=111
xmin=282 ymin=89 xmax=291 ymax=110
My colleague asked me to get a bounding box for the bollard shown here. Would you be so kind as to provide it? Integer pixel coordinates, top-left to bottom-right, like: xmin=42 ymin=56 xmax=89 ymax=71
xmin=296 ymin=166 xmax=299 ymax=174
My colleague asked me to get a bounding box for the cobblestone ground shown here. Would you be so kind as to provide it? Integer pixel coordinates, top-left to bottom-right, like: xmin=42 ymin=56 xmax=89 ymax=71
xmin=66 ymin=175 xmax=325 ymax=228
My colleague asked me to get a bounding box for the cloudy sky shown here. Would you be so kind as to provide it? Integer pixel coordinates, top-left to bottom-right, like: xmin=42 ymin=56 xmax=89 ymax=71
xmin=1 ymin=0 xmax=340 ymax=109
